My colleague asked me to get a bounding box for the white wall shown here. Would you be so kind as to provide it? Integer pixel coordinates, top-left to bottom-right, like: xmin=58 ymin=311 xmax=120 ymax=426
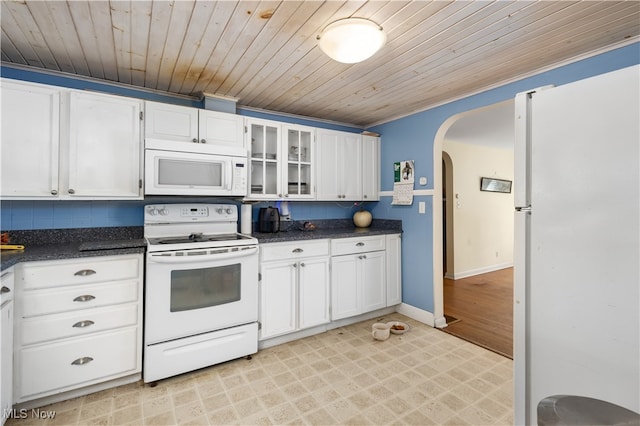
xmin=444 ymin=140 xmax=514 ymax=278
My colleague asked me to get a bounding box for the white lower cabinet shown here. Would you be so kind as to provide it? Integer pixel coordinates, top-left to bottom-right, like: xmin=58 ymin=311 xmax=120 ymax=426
xmin=14 ymin=254 xmax=143 ymax=404
xmin=1 ymin=270 xmax=14 ymax=426
xmin=259 ymin=240 xmax=330 ymax=340
xmin=331 ymin=236 xmax=387 ymax=321
xmin=385 ymin=234 xmax=402 ymax=306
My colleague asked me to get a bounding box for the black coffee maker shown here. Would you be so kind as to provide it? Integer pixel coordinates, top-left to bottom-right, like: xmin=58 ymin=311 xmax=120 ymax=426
xmin=258 ymin=207 xmax=280 ymax=233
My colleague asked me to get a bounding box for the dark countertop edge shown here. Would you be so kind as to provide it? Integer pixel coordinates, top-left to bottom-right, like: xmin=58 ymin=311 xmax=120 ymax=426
xmin=252 ymin=225 xmax=403 ymax=244
xmin=1 ymin=244 xmax=146 ymax=271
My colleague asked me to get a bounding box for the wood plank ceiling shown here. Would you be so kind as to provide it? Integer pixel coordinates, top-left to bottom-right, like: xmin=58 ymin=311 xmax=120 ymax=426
xmin=2 ymin=1 xmax=639 ymax=127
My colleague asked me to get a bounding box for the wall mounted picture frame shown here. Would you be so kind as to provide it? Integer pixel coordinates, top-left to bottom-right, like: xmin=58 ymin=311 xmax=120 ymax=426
xmin=480 ymin=177 xmax=512 ymax=193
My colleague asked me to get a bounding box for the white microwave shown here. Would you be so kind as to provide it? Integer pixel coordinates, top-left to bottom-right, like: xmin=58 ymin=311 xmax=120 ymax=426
xmin=145 ymin=149 xmax=247 ymax=196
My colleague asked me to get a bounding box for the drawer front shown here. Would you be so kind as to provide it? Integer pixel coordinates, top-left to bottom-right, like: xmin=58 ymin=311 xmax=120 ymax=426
xmin=261 ymin=239 xmax=329 ymax=262
xmin=20 ymin=255 xmax=141 ymax=290
xmin=21 ymin=304 xmax=139 ymax=345
xmin=21 ymin=280 xmax=139 ymax=317
xmin=19 ymin=327 xmax=140 ymax=399
xmin=331 ymin=235 xmax=386 ymax=256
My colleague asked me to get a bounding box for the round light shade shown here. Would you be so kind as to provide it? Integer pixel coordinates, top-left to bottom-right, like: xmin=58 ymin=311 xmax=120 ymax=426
xmin=317 ymin=18 xmax=386 ymax=64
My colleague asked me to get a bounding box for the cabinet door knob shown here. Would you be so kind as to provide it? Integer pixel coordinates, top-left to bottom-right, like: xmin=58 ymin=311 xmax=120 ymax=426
xmin=68 ymin=188 xmax=75 ymax=194
xmin=300 ymin=263 xmax=305 ymax=267
xmin=72 ymin=320 xmax=95 ymax=328
xmin=292 ymin=248 xmax=303 ymax=253
xmin=71 ymin=357 xmax=94 ymax=366
xmin=74 ymin=269 xmax=96 ymax=276
xmin=364 ymin=195 xmax=368 ymax=199
xmin=51 ymin=189 xmax=58 ymax=195
xmin=200 ymin=139 xmax=206 ymax=143
xmin=73 ymin=295 xmax=96 ymax=302
xmin=0 ymin=286 xmax=10 ymax=294
xmin=292 ymin=263 xmax=297 ymax=268
xmin=356 ymin=242 xmax=365 ymax=247
xmin=192 ymin=138 xmax=198 ymax=143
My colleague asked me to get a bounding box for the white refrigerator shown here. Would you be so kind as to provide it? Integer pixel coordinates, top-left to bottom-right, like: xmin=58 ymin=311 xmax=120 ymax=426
xmin=513 ymin=65 xmax=640 ymax=425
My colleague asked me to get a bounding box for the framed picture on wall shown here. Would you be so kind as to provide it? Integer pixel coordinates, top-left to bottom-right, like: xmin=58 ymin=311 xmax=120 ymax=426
xmin=480 ymin=177 xmax=512 ymax=193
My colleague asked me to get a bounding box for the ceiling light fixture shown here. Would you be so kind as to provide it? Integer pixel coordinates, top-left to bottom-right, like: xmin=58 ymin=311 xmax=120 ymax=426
xmin=316 ymin=18 xmax=386 ymax=64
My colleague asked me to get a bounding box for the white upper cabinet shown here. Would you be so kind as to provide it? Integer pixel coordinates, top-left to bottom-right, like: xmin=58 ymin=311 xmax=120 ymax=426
xmin=144 ymin=101 xmax=198 ymax=144
xmin=144 ymin=101 xmax=244 ymax=156
xmin=1 ymin=79 xmax=143 ymax=199
xmin=1 ymin=80 xmax=61 ymax=198
xmin=316 ymin=129 xmax=362 ymax=201
xmin=282 ymin=124 xmax=314 ymax=199
xmin=67 ymin=91 xmax=143 ymax=198
xmin=247 ymin=118 xmax=282 ymax=199
xmin=362 ymin=135 xmax=380 ymax=201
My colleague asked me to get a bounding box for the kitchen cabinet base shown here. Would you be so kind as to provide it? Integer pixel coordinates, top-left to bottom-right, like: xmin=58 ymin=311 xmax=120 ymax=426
xmin=259 ymin=306 xmax=397 ymax=350
xmin=12 ymin=373 xmax=140 ymax=411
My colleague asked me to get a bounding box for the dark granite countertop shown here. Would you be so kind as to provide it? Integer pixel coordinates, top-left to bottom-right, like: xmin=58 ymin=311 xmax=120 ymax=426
xmin=252 ymin=219 xmax=402 ymax=244
xmin=1 ymin=220 xmax=402 ymax=270
xmin=1 ymin=227 xmax=146 ymax=271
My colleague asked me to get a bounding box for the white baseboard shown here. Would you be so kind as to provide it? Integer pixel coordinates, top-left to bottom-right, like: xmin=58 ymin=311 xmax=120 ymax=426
xmin=396 ymin=303 xmax=436 ymax=327
xmin=451 ymin=262 xmax=513 ymax=280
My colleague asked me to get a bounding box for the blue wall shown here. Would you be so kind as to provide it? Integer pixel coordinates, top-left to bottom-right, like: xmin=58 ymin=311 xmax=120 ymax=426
xmin=369 ymin=42 xmax=640 ymax=313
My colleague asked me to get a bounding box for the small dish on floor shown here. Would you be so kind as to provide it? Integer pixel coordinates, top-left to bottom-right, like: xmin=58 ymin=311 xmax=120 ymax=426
xmin=386 ymin=321 xmax=409 ymax=334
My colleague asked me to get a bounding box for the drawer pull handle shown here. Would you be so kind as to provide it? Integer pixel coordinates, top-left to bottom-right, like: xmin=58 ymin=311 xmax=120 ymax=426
xmin=73 ymin=295 xmax=95 ymax=302
xmin=74 ymin=269 xmax=96 ymax=276
xmin=0 ymin=286 xmax=10 ymax=294
xmin=71 ymin=357 xmax=94 ymax=366
xmin=72 ymin=320 xmax=95 ymax=328
xmin=292 ymin=248 xmax=304 ymax=253
xmin=356 ymin=242 xmax=365 ymax=247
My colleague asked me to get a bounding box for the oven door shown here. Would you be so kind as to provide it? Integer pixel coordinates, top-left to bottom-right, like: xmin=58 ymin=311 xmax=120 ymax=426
xmin=145 ymin=245 xmax=258 ymax=344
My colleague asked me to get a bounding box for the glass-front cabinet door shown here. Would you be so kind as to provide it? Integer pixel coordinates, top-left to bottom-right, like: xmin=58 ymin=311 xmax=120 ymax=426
xmin=248 ymin=118 xmax=281 ymax=198
xmin=284 ymin=124 xmax=314 ymax=199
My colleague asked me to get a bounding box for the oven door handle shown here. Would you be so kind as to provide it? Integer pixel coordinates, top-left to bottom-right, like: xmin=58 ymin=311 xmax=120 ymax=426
xmin=147 ymin=246 xmax=258 ymax=263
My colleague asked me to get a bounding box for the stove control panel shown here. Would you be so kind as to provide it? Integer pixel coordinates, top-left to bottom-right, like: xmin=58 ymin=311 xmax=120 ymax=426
xmin=180 ymin=206 xmax=209 ymax=217
xmin=145 ymin=204 xmax=238 ymax=223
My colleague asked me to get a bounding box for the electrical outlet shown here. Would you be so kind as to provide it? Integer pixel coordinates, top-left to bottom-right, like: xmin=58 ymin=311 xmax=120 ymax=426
xmin=419 ymin=202 xmax=426 ymax=214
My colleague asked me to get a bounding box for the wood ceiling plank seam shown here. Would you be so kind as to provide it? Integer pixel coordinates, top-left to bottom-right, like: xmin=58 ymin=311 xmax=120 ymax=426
xmin=195 ymin=0 xmax=281 ymax=96
xmin=376 ymin=5 xmax=634 ymax=123
xmin=215 ymin=0 xmax=300 ymax=96
xmin=0 ymin=10 xmax=36 ymax=66
xmin=326 ymin=1 xmax=594 ymax=114
xmin=240 ymin=0 xmax=368 ymax=107
xmin=110 ymin=0 xmax=133 ymax=85
xmin=220 ymin=1 xmax=320 ymax=98
xmin=2 ymin=0 xmax=59 ymax=70
xmin=473 ymin=9 xmax=640 ymax=79
xmin=274 ymin=1 xmax=492 ymax=114
xmin=143 ymin=0 xmax=174 ymax=89
xmin=309 ymin=2 xmax=567 ymax=118
xmin=67 ymin=1 xmax=106 ymax=80
xmin=167 ymin=0 xmax=218 ymax=94
xmin=306 ymin=2 xmax=525 ymax=119
xmin=1 ymin=28 xmax=27 ymax=65
xmin=178 ymin=1 xmax=238 ymax=95
xmin=189 ymin=0 xmax=262 ymax=95
xmin=266 ymin=0 xmax=483 ymax=112
xmin=87 ymin=1 xmax=119 ymax=82
xmin=130 ymin=0 xmax=153 ymax=87
xmin=26 ymin=1 xmax=77 ymax=74
xmin=238 ymin=0 xmax=356 ymax=106
xmin=46 ymin=1 xmax=91 ymax=76
xmin=155 ymin=0 xmax=197 ymax=92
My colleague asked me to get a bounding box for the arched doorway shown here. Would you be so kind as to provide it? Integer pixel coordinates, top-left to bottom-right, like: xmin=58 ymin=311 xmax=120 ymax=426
xmin=432 ymin=100 xmax=515 ymax=331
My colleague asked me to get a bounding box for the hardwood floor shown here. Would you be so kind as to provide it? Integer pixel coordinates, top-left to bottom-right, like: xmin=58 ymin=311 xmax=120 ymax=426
xmin=442 ymin=267 xmax=514 ymax=359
